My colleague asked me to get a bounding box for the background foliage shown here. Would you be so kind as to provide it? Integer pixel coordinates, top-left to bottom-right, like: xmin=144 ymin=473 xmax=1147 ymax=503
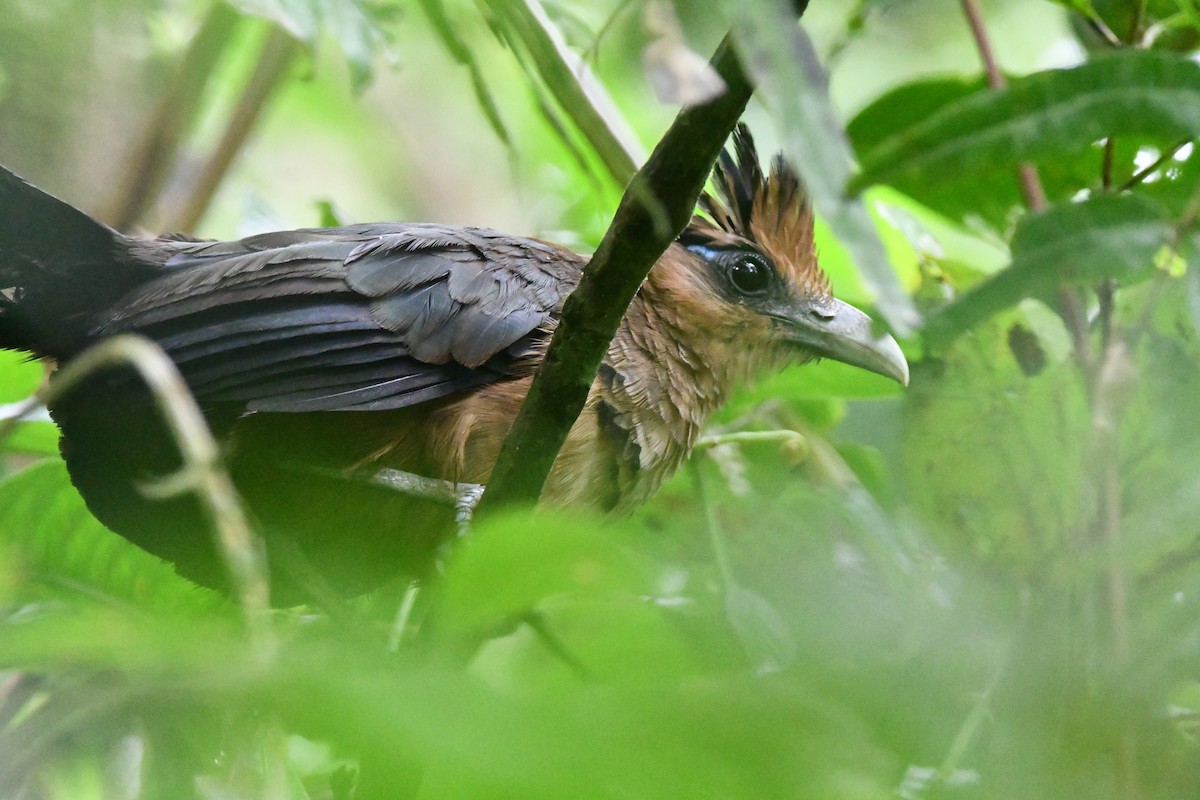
xmin=3 ymin=0 xmax=1200 ymax=798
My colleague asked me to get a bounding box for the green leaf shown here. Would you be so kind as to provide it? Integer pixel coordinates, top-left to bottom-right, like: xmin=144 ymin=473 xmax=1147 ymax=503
xmin=731 ymin=0 xmax=918 ymax=336
xmin=229 ymin=0 xmax=319 ymax=41
xmin=480 ymin=0 xmax=644 ymax=186
xmin=438 ymin=509 xmax=648 ymax=637
xmin=2 ymin=421 xmax=59 ymax=457
xmin=924 ymin=193 xmax=1173 ymax=347
xmin=851 ymin=50 xmax=1200 ymax=196
xmin=724 ymin=583 xmax=797 ymax=674
xmin=902 ymin=315 xmax=1090 ymax=571
xmin=0 ymin=350 xmax=42 ymax=403
xmin=432 ymin=510 xmax=703 ymax=680
xmin=1049 ymin=0 xmax=1100 ymax=14
xmin=229 ymin=0 xmax=393 ymax=90
xmin=847 ymin=76 xmax=1148 ymax=229
xmin=0 ymin=461 xmax=222 ymax=613
xmin=417 ymin=0 xmax=511 ymax=146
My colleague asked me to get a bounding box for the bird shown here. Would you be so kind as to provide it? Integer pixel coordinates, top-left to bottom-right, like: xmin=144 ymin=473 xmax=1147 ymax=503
xmin=0 ymin=126 xmax=907 ymax=602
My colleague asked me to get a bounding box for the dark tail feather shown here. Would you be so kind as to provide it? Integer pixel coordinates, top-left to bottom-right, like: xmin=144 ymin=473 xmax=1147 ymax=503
xmin=0 ymin=166 xmax=153 ymax=358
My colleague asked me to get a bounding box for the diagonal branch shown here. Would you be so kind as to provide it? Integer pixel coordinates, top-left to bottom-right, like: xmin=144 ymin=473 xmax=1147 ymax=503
xmin=477 ymin=36 xmax=755 ymax=513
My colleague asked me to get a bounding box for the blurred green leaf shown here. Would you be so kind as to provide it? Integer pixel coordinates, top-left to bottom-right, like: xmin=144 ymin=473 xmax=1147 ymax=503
xmin=2 ymin=421 xmax=58 ymax=457
xmin=724 ymin=582 xmax=797 ymax=674
xmin=260 ymin=632 xmax=901 ymax=800
xmin=902 ymin=313 xmax=1090 ymax=571
xmin=925 ymin=193 xmax=1173 ymax=347
xmin=418 ymin=0 xmax=512 ymax=145
xmin=438 ymin=509 xmax=648 ymax=637
xmin=1071 ymin=0 xmax=1200 ymax=52
xmin=0 ymin=350 xmax=41 ymax=403
xmin=229 ymin=0 xmax=393 ymax=89
xmin=851 ymin=50 xmax=1200 ymax=196
xmin=1049 ymin=0 xmax=1101 ymax=14
xmin=480 ymin=0 xmax=644 ymax=185
xmin=0 ymin=461 xmax=223 ymax=613
xmin=230 ymin=0 xmax=319 ymax=40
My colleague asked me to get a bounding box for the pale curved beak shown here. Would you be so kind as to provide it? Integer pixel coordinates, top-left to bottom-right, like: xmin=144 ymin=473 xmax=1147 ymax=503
xmin=777 ymin=296 xmax=909 ymax=386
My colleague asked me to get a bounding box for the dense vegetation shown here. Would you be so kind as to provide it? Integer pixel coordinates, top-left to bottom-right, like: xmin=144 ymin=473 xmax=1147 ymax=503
xmin=3 ymin=0 xmax=1200 ymax=797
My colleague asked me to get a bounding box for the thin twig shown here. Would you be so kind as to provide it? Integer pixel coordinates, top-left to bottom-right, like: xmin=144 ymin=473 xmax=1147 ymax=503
xmin=0 ymin=336 xmax=271 ymax=645
xmin=1102 ymin=138 xmax=1116 ymax=190
xmin=935 ymin=651 xmax=1008 ymax=783
xmin=1117 ymin=138 xmax=1193 ymax=192
xmin=959 ymin=0 xmax=1050 ymax=212
xmin=696 ymin=430 xmax=806 ymax=449
xmin=690 ymin=460 xmax=734 ymax=590
xmin=1086 ymin=15 xmax=1124 ymax=48
xmin=1096 ymin=138 xmax=1119 ymax=367
xmin=1130 ymin=0 xmax=1148 ymax=43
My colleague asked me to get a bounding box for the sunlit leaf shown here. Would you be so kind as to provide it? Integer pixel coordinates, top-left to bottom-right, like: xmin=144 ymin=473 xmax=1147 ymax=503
xmin=2 ymin=420 xmax=58 ymax=456
xmin=924 ymin=193 xmax=1173 ymax=347
xmin=0 ymin=350 xmax=42 ymax=403
xmin=851 ymin=50 xmax=1200 ymax=196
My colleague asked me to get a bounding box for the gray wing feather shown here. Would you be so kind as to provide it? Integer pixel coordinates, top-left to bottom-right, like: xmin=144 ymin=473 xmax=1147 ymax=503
xmin=98 ymin=223 xmax=582 ymax=413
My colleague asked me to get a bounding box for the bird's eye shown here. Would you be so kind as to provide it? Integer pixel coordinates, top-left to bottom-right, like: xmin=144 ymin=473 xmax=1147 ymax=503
xmin=729 ymin=256 xmax=770 ymax=295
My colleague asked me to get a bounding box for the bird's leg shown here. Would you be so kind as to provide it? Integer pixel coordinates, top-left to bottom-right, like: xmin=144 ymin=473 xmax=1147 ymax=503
xmin=452 ymin=482 xmax=486 ymax=538
xmin=276 ymin=462 xmax=487 ymax=534
xmin=369 ymin=467 xmax=485 ymax=537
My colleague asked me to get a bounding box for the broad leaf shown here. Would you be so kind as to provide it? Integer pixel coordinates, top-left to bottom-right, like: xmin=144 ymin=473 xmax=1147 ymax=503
xmin=848 ymin=76 xmax=1147 ymax=229
xmin=0 ymin=461 xmax=222 ymax=613
xmin=924 ymin=193 xmax=1173 ymax=347
xmin=438 ymin=509 xmax=648 ymax=636
xmin=850 ymin=50 xmax=1200 ymax=196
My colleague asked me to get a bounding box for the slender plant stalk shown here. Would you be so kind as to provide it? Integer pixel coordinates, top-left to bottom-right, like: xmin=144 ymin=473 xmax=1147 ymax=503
xmin=1118 ymin=138 xmax=1194 ymax=192
xmin=1130 ymin=0 xmax=1148 ymax=42
xmin=168 ymin=24 xmax=302 ymax=233
xmin=479 ymin=0 xmax=644 ymax=184
xmin=103 ymin=2 xmax=242 ymax=230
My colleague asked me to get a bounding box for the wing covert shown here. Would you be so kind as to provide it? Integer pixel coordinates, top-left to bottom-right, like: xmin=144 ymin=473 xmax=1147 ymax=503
xmin=94 ymin=223 xmax=581 ymax=413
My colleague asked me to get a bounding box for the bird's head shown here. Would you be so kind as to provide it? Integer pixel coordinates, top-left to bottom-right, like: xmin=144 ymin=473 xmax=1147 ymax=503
xmin=658 ymin=125 xmax=908 ymax=386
